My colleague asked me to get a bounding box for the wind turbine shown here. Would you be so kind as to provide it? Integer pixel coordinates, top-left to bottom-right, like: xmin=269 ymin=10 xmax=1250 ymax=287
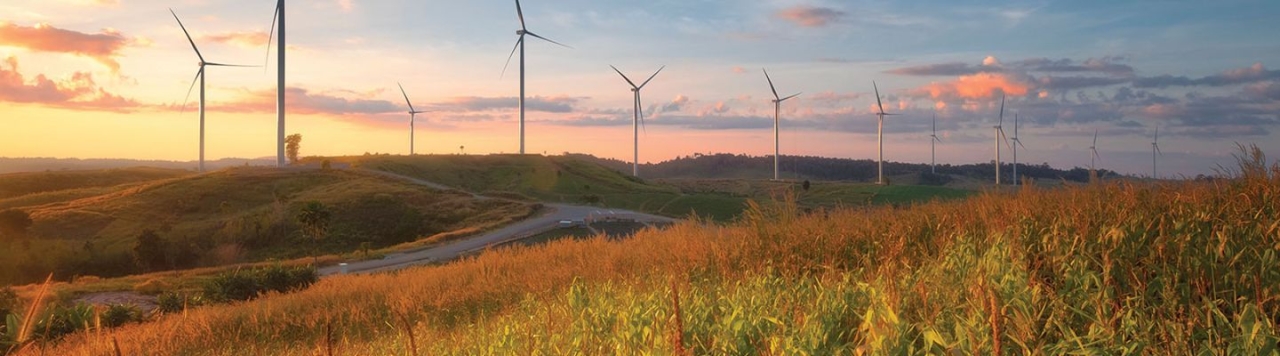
xmin=993 ymin=95 xmax=1013 ymax=185
xmin=397 ymin=83 xmax=427 ymax=155
xmin=1089 ymin=129 xmax=1102 ymax=176
xmin=502 ymin=0 xmax=569 ymax=155
xmin=1151 ymin=126 xmax=1162 ymax=178
xmin=930 ymin=113 xmax=941 ymax=174
xmin=1011 ymin=113 xmax=1027 ymax=186
xmin=610 ymin=65 xmax=665 ymax=177
xmin=172 ymin=9 xmax=254 ymax=172
xmin=265 ymin=0 xmax=286 ymax=168
xmin=872 ymin=82 xmax=896 ymax=185
xmin=764 ymin=69 xmax=800 ymax=181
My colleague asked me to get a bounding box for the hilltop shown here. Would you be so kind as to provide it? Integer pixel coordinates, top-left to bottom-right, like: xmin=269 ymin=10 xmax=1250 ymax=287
xmin=0 ymin=167 xmax=531 ymax=285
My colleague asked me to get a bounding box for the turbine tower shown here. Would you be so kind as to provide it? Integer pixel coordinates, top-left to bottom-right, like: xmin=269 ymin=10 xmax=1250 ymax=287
xmin=1011 ymin=113 xmax=1027 ymax=186
xmin=398 ymin=83 xmax=427 ymax=155
xmin=764 ymin=69 xmax=800 ymax=181
xmin=1089 ymin=129 xmax=1102 ymax=175
xmin=265 ymin=0 xmax=286 ymax=167
xmin=993 ymin=95 xmax=1012 ymax=185
xmin=172 ymin=9 xmax=253 ymax=172
xmin=930 ymin=113 xmax=941 ymax=174
xmin=503 ymin=0 xmax=569 ymax=155
xmin=1152 ymin=126 xmax=1162 ymax=178
xmin=872 ymin=82 xmax=896 ymax=185
xmin=610 ymin=65 xmax=665 ymax=177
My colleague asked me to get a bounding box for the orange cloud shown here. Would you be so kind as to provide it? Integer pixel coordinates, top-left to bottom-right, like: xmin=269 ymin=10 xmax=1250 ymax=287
xmin=0 ymin=22 xmax=128 ymax=72
xmin=0 ymin=56 xmax=140 ymax=112
xmin=201 ymin=31 xmax=269 ymax=49
xmin=776 ymin=6 xmax=846 ymax=28
xmin=912 ymin=73 xmax=1030 ymax=100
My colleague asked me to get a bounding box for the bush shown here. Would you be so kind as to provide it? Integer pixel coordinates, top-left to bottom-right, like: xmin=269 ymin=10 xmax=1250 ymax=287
xmin=202 ymin=265 xmax=317 ymax=303
xmin=156 ymin=292 xmax=199 ymax=314
xmin=100 ymin=304 xmax=143 ymax=328
xmin=0 ymin=210 xmax=32 ymax=238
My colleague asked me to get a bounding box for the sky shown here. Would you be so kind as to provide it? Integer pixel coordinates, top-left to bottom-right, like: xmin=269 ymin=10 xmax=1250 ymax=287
xmin=1 ymin=0 xmax=1278 ymax=177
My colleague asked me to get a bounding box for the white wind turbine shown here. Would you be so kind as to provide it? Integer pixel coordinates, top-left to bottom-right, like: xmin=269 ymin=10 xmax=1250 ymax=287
xmin=172 ymin=9 xmax=254 ymax=173
xmin=872 ymin=81 xmax=896 ymax=185
xmin=764 ymin=69 xmax=800 ymax=181
xmin=993 ymin=95 xmax=1013 ymax=185
xmin=265 ymin=0 xmax=286 ymax=167
xmin=610 ymin=65 xmax=665 ymax=177
xmin=1089 ymin=129 xmax=1102 ymax=176
xmin=502 ymin=0 xmax=569 ymax=155
xmin=930 ymin=113 xmax=941 ymax=174
xmin=1011 ymin=113 xmax=1027 ymax=186
xmin=398 ymin=83 xmax=427 ymax=155
xmin=1151 ymin=126 xmax=1162 ymax=178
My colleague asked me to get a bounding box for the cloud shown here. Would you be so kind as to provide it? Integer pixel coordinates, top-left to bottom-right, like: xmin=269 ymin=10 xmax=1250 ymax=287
xmin=809 ymin=91 xmax=862 ymax=105
xmin=886 ymin=62 xmax=990 ymax=76
xmin=0 ymin=56 xmax=141 ymax=111
xmin=1017 ymin=57 xmax=1134 ymax=77
xmin=201 ymin=31 xmax=269 ymax=49
xmin=1135 ymin=63 xmax=1280 ymax=88
xmin=203 ymin=87 xmax=398 ymax=116
xmin=731 ymin=66 xmax=748 ymax=74
xmin=776 ymin=6 xmax=846 ymax=28
xmin=433 ymin=96 xmax=579 ymax=113
xmin=910 ymin=73 xmax=1031 ymax=101
xmin=661 ymin=95 xmax=689 ymax=113
xmin=337 ymin=0 xmax=354 ymax=12
xmin=0 ymin=22 xmax=129 ymax=71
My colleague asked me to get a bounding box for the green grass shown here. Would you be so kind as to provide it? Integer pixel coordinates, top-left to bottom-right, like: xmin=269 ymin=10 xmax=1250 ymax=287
xmin=0 ymin=167 xmax=191 ymax=201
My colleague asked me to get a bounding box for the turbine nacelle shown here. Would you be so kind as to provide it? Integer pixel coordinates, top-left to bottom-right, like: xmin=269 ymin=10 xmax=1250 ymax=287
xmin=516 ymin=29 xmax=526 ymax=36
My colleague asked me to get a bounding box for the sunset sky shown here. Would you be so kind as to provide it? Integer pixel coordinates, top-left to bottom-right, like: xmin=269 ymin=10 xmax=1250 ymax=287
xmin=2 ymin=0 xmax=1278 ymax=176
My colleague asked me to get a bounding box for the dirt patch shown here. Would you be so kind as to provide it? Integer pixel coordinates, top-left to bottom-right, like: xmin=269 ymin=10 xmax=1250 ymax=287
xmin=75 ymin=291 xmax=158 ymax=314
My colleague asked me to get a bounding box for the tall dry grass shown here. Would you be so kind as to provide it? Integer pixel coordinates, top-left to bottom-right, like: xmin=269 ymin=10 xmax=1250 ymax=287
xmin=18 ymin=147 xmax=1280 ymax=355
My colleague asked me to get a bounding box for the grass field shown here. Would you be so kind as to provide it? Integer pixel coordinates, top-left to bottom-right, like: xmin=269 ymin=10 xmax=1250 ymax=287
xmin=0 ymin=167 xmax=530 ymax=286
xmin=17 ymin=148 xmax=1278 ymax=355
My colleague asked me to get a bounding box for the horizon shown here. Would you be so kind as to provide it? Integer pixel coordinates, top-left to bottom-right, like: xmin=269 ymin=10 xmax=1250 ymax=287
xmin=3 ymin=0 xmax=1279 ymax=177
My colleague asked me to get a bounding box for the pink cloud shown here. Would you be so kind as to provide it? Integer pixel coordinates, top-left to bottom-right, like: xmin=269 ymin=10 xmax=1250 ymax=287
xmin=776 ymin=6 xmax=846 ymax=28
xmin=0 ymin=56 xmax=141 ymax=112
xmin=0 ymin=22 xmax=129 ymax=71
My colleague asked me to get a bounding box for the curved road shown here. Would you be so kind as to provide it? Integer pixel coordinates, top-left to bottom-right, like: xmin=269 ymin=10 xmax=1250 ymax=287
xmin=318 ymin=171 xmax=676 ymax=275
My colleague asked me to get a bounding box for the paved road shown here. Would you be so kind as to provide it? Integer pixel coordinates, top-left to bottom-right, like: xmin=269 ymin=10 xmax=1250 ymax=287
xmin=318 ymin=171 xmax=676 ymax=275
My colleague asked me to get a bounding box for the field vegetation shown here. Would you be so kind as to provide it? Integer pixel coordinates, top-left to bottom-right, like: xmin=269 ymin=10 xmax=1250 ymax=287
xmin=11 ymin=146 xmax=1278 ymax=355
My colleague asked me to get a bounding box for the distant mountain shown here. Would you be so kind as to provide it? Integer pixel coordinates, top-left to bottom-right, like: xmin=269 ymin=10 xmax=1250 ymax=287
xmin=0 ymin=157 xmax=277 ymax=174
xmin=571 ymin=153 xmax=1117 ymax=185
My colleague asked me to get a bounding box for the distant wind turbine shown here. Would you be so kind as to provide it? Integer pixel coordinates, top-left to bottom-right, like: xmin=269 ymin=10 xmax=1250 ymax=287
xmin=610 ymin=65 xmax=665 ymax=177
xmin=502 ymin=0 xmax=569 ymax=155
xmin=264 ymin=0 xmax=286 ymax=168
xmin=764 ymin=69 xmax=800 ymax=181
xmin=993 ymin=95 xmax=1013 ymax=185
xmin=930 ymin=113 xmax=941 ymax=174
xmin=873 ymin=82 xmax=896 ymax=185
xmin=172 ymin=9 xmax=254 ymax=172
xmin=1152 ymin=126 xmax=1162 ymax=178
xmin=1011 ymin=113 xmax=1027 ymax=186
xmin=397 ymin=83 xmax=427 ymax=155
xmin=1089 ymin=129 xmax=1102 ymax=175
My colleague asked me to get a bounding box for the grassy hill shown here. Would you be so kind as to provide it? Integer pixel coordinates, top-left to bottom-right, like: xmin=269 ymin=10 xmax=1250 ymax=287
xmin=318 ymin=154 xmax=973 ymax=221
xmin=0 ymin=167 xmax=531 ymax=285
xmin=0 ymin=167 xmax=191 ymax=206
xmin=21 ymin=148 xmax=1280 ymax=355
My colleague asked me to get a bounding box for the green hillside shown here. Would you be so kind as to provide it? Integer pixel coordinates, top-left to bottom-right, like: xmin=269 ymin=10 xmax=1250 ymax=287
xmin=0 ymin=167 xmax=531 ymax=285
xmin=0 ymin=167 xmax=191 ymax=202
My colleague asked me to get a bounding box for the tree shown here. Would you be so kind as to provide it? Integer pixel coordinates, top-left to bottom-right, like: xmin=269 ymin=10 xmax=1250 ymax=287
xmin=285 ymin=134 xmax=303 ymax=165
xmin=133 ymin=229 xmax=168 ymax=271
xmin=802 ymin=180 xmax=811 ymax=191
xmin=296 ymin=201 xmax=330 ymax=264
xmin=0 ymin=209 xmax=32 ymax=238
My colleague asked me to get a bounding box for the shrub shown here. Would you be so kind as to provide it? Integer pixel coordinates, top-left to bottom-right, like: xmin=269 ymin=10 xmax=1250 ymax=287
xmin=100 ymin=304 xmax=143 ymax=328
xmin=156 ymin=293 xmax=192 ymax=314
xmin=202 ymin=265 xmax=317 ymax=303
xmin=0 ymin=210 xmax=32 ymax=238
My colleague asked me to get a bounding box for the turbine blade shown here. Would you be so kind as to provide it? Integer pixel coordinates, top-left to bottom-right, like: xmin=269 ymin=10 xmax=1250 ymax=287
xmin=998 ymin=94 xmax=1005 ymax=126
xmin=638 ymin=65 xmax=665 ymax=89
xmin=515 ymin=0 xmax=526 ymax=30
xmin=873 ymin=81 xmax=886 ymax=114
xmin=781 ymin=93 xmax=801 ymax=102
xmin=204 ymin=62 xmax=259 ymax=67
xmin=1093 ymin=129 xmax=1099 ymax=146
xmin=999 ymin=128 xmax=1013 ymax=151
xmin=1156 ymin=144 xmax=1162 ymax=155
xmin=764 ymin=69 xmax=779 ymax=100
xmin=525 ymin=31 xmax=571 ymax=48
xmin=398 ymin=82 xmax=415 ymax=112
xmin=637 ymin=94 xmax=647 ymax=134
xmin=179 ymin=68 xmax=202 ymax=115
xmin=1017 ymin=139 xmax=1027 ymax=150
xmin=1154 ymin=125 xmax=1159 ymax=142
xmin=500 ymin=37 xmax=522 ymax=79
xmin=610 ymin=65 xmax=637 ymax=87
xmin=170 ymin=9 xmax=204 ymax=62
xmin=264 ymin=0 xmax=280 ymax=71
